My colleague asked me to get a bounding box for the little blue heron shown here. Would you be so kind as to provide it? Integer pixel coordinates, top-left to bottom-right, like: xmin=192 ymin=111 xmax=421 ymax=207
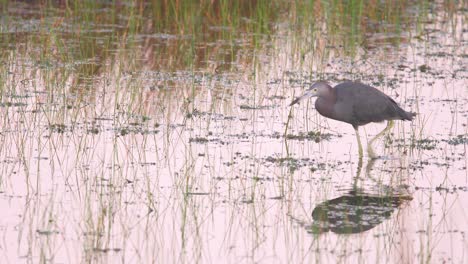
xmin=290 ymin=81 xmax=415 ymax=158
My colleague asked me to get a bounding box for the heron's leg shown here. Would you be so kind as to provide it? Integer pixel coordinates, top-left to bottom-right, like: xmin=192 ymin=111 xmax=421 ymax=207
xmin=353 ymin=151 xmax=364 ymax=189
xmin=368 ymin=120 xmax=394 ymax=159
xmin=354 ymin=126 xmax=363 ymax=158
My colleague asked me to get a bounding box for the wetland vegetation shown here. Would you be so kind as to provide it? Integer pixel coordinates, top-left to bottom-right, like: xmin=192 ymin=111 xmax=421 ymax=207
xmin=0 ymin=0 xmax=466 ymax=263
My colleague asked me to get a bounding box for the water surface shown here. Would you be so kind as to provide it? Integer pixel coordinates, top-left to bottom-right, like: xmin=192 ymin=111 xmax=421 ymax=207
xmin=0 ymin=1 xmax=466 ymax=263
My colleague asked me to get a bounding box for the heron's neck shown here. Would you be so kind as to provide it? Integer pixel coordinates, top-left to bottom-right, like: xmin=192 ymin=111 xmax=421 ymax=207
xmin=315 ymin=89 xmax=336 ymax=118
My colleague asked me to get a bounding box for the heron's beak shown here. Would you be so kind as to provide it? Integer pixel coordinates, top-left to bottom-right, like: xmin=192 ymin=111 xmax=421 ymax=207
xmin=289 ymin=90 xmax=315 ymax=106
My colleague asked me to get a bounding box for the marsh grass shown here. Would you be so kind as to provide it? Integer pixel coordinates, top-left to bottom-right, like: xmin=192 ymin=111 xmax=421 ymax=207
xmin=0 ymin=0 xmax=465 ymax=263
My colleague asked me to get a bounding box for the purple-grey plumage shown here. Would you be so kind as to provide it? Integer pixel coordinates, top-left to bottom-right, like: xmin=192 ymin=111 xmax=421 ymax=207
xmin=290 ymin=81 xmax=415 ymax=129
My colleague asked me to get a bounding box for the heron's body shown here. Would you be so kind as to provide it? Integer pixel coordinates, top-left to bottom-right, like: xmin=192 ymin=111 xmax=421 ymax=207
xmin=315 ymin=82 xmax=414 ymax=128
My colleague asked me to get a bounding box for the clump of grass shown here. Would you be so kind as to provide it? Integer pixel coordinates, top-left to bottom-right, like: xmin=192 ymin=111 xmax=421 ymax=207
xmin=412 ymin=138 xmax=438 ymax=150
xmin=285 ymin=131 xmax=333 ymax=142
xmin=445 ymin=135 xmax=468 ymax=146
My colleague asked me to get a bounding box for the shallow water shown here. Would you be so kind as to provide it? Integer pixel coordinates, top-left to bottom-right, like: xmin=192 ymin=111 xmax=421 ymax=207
xmin=0 ymin=1 xmax=466 ymax=263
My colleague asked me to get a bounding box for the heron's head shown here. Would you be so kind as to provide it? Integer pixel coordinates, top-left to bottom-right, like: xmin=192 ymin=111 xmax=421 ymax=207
xmin=289 ymin=82 xmax=331 ymax=106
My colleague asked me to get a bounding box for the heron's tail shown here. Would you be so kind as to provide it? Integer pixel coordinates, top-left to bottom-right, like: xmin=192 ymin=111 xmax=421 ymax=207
xmin=403 ymin=111 xmax=416 ymax=121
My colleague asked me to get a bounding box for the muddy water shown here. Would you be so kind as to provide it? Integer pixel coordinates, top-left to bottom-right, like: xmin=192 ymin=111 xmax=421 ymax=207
xmin=0 ymin=1 xmax=466 ymax=263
